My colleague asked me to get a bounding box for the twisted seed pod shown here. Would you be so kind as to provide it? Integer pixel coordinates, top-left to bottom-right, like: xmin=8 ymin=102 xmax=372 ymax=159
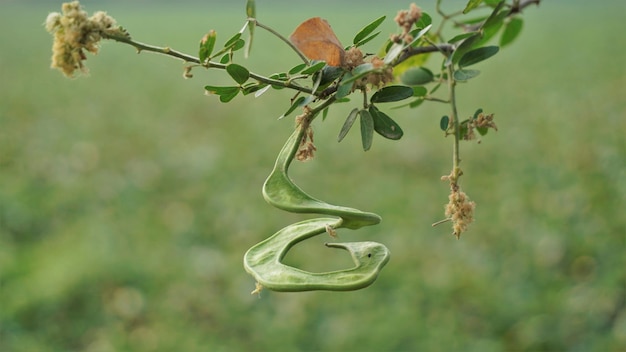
xmin=243 ymin=125 xmax=390 ymax=292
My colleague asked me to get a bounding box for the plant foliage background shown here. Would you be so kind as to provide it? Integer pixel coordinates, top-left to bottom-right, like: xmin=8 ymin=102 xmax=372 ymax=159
xmin=1 ymin=0 xmax=625 ymax=351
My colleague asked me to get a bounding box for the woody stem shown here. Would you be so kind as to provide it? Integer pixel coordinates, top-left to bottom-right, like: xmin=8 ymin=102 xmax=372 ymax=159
xmin=446 ymin=62 xmax=461 ymax=185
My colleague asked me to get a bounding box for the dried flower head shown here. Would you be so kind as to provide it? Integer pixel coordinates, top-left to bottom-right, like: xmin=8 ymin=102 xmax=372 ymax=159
xmin=344 ymin=47 xmax=365 ymax=69
xmin=463 ymin=112 xmax=498 ymax=141
xmin=475 ymin=112 xmax=498 ymax=131
xmin=366 ymin=57 xmax=394 ymax=88
xmin=444 ymin=186 xmax=476 ymax=239
xmin=394 ymin=3 xmax=423 ymax=44
xmin=295 ymin=108 xmax=317 ymax=162
xmin=44 ymin=1 xmax=119 ymax=77
xmin=251 ymin=282 xmax=263 ymax=295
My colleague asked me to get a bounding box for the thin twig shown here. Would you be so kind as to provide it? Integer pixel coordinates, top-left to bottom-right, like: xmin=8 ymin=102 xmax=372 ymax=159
xmin=101 ymin=30 xmax=315 ymax=95
xmin=446 ymin=62 xmax=461 ymax=183
xmin=394 ymin=44 xmax=454 ymax=67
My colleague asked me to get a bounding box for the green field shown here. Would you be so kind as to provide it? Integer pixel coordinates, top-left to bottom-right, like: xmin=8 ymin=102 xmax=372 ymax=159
xmin=1 ymin=1 xmax=625 ymax=351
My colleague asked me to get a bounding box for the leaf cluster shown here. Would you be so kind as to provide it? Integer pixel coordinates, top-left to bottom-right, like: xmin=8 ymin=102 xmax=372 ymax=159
xmin=196 ymin=0 xmax=531 ymax=148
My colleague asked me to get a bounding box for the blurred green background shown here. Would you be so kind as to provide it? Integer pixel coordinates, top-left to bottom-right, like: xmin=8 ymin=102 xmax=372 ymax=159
xmin=1 ymin=1 xmax=625 ymax=351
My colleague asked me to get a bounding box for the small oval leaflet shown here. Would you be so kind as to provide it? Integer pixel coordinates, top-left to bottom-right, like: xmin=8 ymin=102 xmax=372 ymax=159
xmin=440 ymin=115 xmax=450 ymax=131
xmin=301 ymin=61 xmax=326 ymax=75
xmin=370 ymin=105 xmax=403 ymax=140
xmin=205 ymin=85 xmax=240 ymax=102
xmin=199 ymin=30 xmax=217 ymax=63
xmin=353 ymin=15 xmax=386 ymax=46
xmin=338 ymin=108 xmax=359 ymax=142
xmin=458 ymin=46 xmax=499 ymax=68
xmin=500 ymin=17 xmax=523 ymax=47
xmin=453 ymin=68 xmax=481 ymax=81
xmin=400 ymin=67 xmax=434 ymax=86
xmin=279 ymin=96 xmax=306 ymax=119
xmin=226 ymin=63 xmax=250 ymax=84
xmin=371 ymin=85 xmax=414 ymax=103
xmin=359 ymin=109 xmax=374 ymax=151
xmin=224 ymin=32 xmax=242 ymax=48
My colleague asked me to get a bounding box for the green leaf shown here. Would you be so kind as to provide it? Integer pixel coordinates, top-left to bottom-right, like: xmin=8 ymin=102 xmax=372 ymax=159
xmin=318 ymin=66 xmax=344 ymax=87
xmin=448 ymin=32 xmax=478 ymax=44
xmin=477 ymin=126 xmax=489 ymax=136
xmin=219 ymin=54 xmax=230 ymax=64
xmin=369 ymin=105 xmax=403 ymax=140
xmin=336 ymin=73 xmax=354 ymax=100
xmin=279 ymin=96 xmax=305 ymax=119
xmin=246 ymin=0 xmax=255 ymax=18
xmin=322 ymin=107 xmax=329 ymax=121
xmin=384 ymin=43 xmax=404 ymax=64
xmin=355 ymin=32 xmax=381 ymax=48
xmin=245 ymin=0 xmax=255 ymax=57
xmin=352 ymin=63 xmax=375 ymax=76
xmin=204 ymin=85 xmax=238 ymax=95
xmin=460 ymin=16 xmax=489 ymax=25
xmin=451 ymin=33 xmax=480 ymax=64
xmin=305 ymin=73 xmax=323 ymax=105
xmin=226 ymin=63 xmax=250 ymax=84
xmin=500 ymin=17 xmax=523 ymax=47
xmin=221 ymin=90 xmax=239 ymax=103
xmin=338 ymin=108 xmax=359 ymax=142
xmin=241 ymin=82 xmax=266 ymax=95
xmin=453 ymin=68 xmax=481 ymax=81
xmin=481 ymin=1 xmax=505 ymax=30
xmin=288 ymin=63 xmax=307 ymax=75
xmin=413 ymin=86 xmax=428 ymax=97
xmin=407 ymin=24 xmax=432 ymax=46
xmin=473 ymin=108 xmax=483 ymax=120
xmin=231 ymin=39 xmax=246 ymax=52
xmin=340 ymin=63 xmax=374 ymax=86
xmin=199 ymin=30 xmax=217 ymax=63
xmin=371 ymin=85 xmax=414 ymax=103
xmin=463 ymin=0 xmax=483 ymax=14
xmin=205 ymin=85 xmax=240 ymax=103
xmin=409 ymin=98 xmax=424 ymax=108
xmin=353 ymin=16 xmax=386 ymax=45
xmin=415 ymin=12 xmax=432 ymax=29
xmin=224 ymin=33 xmax=242 ymax=48
xmin=476 ymin=14 xmax=506 ymax=47
xmin=359 ymin=109 xmax=374 ymax=151
xmin=440 ymin=115 xmax=449 ymax=131
xmin=459 ymin=46 xmax=499 ymax=67
xmin=301 ymin=61 xmax=326 ymax=75
xmin=400 ymin=67 xmax=434 ymax=86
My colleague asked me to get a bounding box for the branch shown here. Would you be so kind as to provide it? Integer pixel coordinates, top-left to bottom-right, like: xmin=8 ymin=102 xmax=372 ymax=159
xmin=509 ymin=0 xmax=541 ymax=15
xmin=465 ymin=0 xmax=540 ymax=31
xmin=394 ymin=44 xmax=454 ymax=66
xmin=101 ymin=30 xmax=315 ymax=95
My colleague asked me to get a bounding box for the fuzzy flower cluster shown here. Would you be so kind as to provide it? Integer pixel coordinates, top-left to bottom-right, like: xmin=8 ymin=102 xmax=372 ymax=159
xmin=344 ymin=47 xmax=365 ymax=69
xmin=367 ymin=57 xmax=394 ymax=88
xmin=295 ymin=109 xmax=317 ymax=162
xmin=464 ymin=112 xmax=498 ymax=141
xmin=444 ymin=186 xmax=476 ymax=239
xmin=393 ymin=3 xmax=423 ymax=44
xmin=45 ymin=1 xmax=118 ymax=77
